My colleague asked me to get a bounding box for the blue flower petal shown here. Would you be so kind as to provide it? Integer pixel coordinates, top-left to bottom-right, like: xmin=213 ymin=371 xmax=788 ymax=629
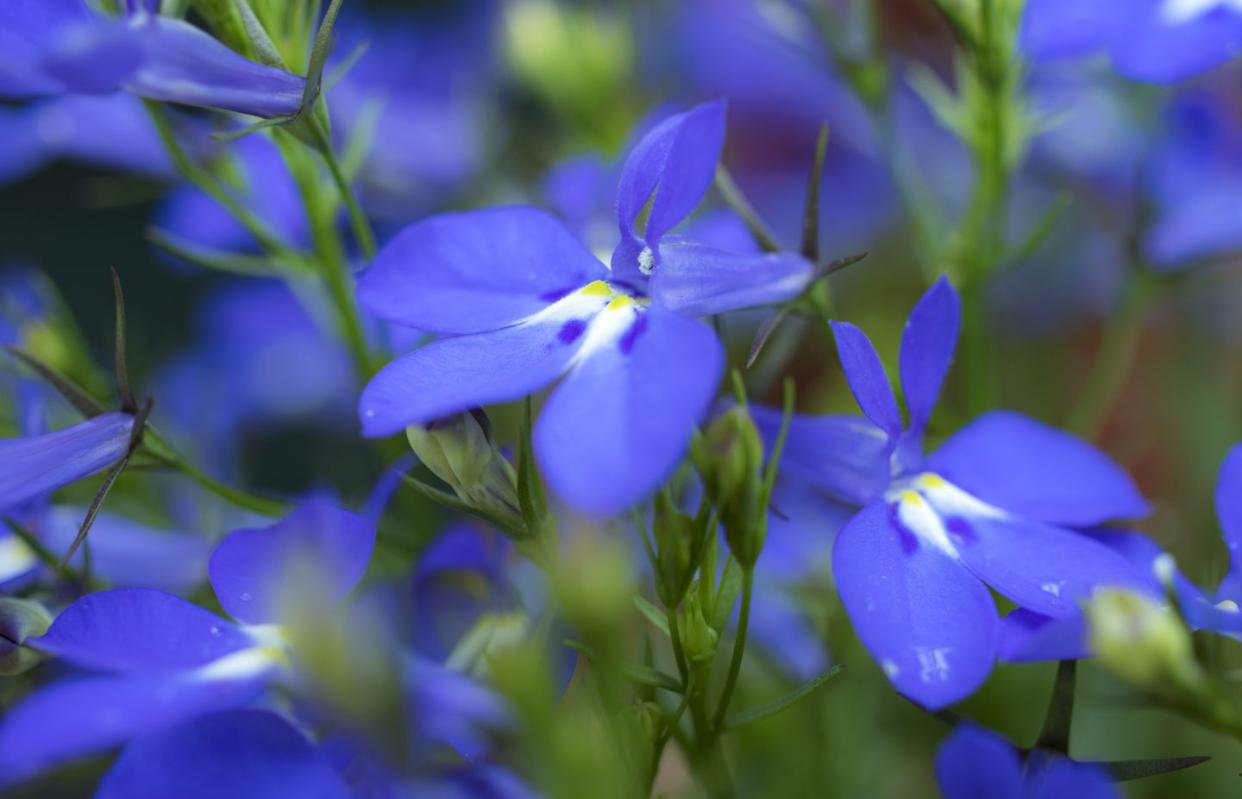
xmin=1110 ymin=7 xmax=1242 ymax=83
xmin=0 ymin=412 xmax=133 ymax=513
xmin=535 ymin=305 xmax=723 ymax=518
xmin=406 ymin=656 xmax=512 ymax=759
xmin=1216 ymin=443 xmax=1242 ymax=584
xmin=97 ymin=710 xmax=351 ymax=799
xmin=998 ymin=608 xmax=1089 ymax=663
xmin=650 ymin=238 xmax=813 ymax=316
xmin=41 ymin=506 xmax=209 ymax=593
xmin=358 ymin=289 xmax=611 ymax=437
xmin=1019 ymin=0 xmax=1123 ymax=61
xmin=0 ymin=0 xmax=102 ymax=96
xmin=209 ymin=502 xmax=375 ymax=625
xmin=899 ymin=276 xmax=960 ymax=434
xmin=748 ymin=590 xmax=830 ymax=681
xmin=611 ymin=100 xmax=727 ymax=282
xmin=0 ymin=672 xmax=268 ymax=788
xmin=832 ymin=501 xmax=998 ymax=709
xmin=927 ymin=410 xmax=1150 ymax=526
xmin=358 ymin=207 xmax=607 ymax=334
xmin=752 ymin=408 xmax=890 ymax=505
xmin=934 ymin=725 xmax=1025 ymax=799
xmin=29 ymin=588 xmax=253 ymax=673
xmin=121 ymin=16 xmax=303 ymax=117
xmin=953 ymin=515 xmax=1146 ymax=618
xmin=1028 ymin=756 xmax=1119 ymax=799
xmin=829 ymin=321 xmax=902 ymax=439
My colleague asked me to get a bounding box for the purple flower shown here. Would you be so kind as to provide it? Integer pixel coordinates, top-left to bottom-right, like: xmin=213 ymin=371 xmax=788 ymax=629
xmin=758 ymin=277 xmax=1149 ymax=708
xmin=0 ymin=412 xmax=134 ymax=514
xmin=0 ymin=501 xmax=375 ymax=785
xmin=936 ymin=724 xmax=1117 ymax=799
xmin=357 ymin=100 xmax=814 ymax=517
xmin=0 ymin=1 xmax=304 ymax=118
xmin=1021 ymin=0 xmax=1242 ymax=83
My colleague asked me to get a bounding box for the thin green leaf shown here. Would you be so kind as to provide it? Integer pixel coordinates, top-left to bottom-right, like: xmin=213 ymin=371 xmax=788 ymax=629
xmin=1036 ymin=659 xmax=1076 ymax=754
xmin=813 ymin=250 xmax=869 ymax=281
xmin=147 ymin=228 xmax=288 ymax=276
xmin=800 ymin=123 xmax=829 ymax=261
xmin=516 ymin=397 xmax=547 ymax=537
xmin=302 ymin=0 xmax=345 ymax=108
xmin=399 ymin=474 xmax=525 ymax=540
xmin=633 ymin=596 xmax=670 ymax=637
xmin=212 ymin=115 xmax=294 ymax=142
xmin=234 ymin=0 xmax=287 ymax=68
xmin=759 ymin=377 xmax=796 ymax=509
xmin=565 ymin=641 xmax=682 ymax=693
xmin=1103 ymin=756 xmax=1210 ymax=782
xmin=714 ymin=165 xmax=781 ymax=253
xmin=1 ymin=346 xmax=106 ymax=419
xmin=323 ymin=40 xmax=370 ymax=94
xmin=60 ymin=452 xmax=130 ymax=567
xmin=746 ymin=305 xmax=793 ymax=369
xmin=710 ymin=557 xmax=744 ymax=633
xmin=725 ymin=665 xmax=844 ymax=731
xmin=110 ymin=268 xmax=135 ymax=412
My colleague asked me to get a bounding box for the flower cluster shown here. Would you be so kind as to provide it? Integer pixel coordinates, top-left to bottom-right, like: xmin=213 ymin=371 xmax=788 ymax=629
xmin=3 ymin=1 xmax=1242 ymax=797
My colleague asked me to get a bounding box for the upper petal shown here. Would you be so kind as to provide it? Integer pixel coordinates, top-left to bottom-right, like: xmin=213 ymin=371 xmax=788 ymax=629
xmin=357 ymin=206 xmax=607 ymax=334
xmin=209 ymin=502 xmax=375 ymax=625
xmin=650 ymin=238 xmax=813 ymax=316
xmin=0 ymin=412 xmax=133 ymax=513
xmin=927 ymin=410 xmax=1150 ymax=526
xmin=611 ymin=100 xmax=727 ymax=281
xmin=97 ymin=710 xmax=351 ymax=799
xmin=535 ymin=304 xmax=723 ymax=518
xmin=1027 ymin=757 xmax=1120 ymax=799
xmin=1215 ymin=443 xmax=1242 ymax=579
xmin=1109 ymin=6 xmax=1242 ymax=83
xmin=934 ymin=725 xmax=1025 ymax=799
xmin=28 ymin=588 xmax=252 ymax=673
xmin=829 ymin=321 xmax=902 ymax=439
xmin=832 ymin=501 xmax=998 ymax=709
xmin=899 ymin=276 xmax=960 ymax=433
xmin=358 ymin=288 xmax=611 ymax=437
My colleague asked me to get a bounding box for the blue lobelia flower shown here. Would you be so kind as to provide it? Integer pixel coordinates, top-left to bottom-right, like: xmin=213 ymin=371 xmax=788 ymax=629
xmin=1021 ymin=0 xmax=1242 ymax=83
xmin=756 ymin=277 xmax=1150 ymax=708
xmin=936 ymin=724 xmax=1117 ymax=799
xmin=0 ymin=500 xmax=377 ymax=786
xmin=96 ymin=710 xmax=354 ymax=799
xmin=357 ymin=100 xmax=814 ymax=518
xmin=0 ymin=0 xmax=304 ymax=118
xmin=0 ymin=412 xmax=135 ymax=514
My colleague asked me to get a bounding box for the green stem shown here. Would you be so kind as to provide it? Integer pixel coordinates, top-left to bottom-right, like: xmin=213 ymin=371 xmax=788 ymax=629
xmin=1067 ymin=275 xmax=1153 ymax=439
xmin=144 ymin=433 xmax=286 ymax=517
xmin=310 ymin=122 xmax=377 ymax=261
xmin=666 ymin=604 xmax=690 ymax=689
xmin=1036 ymin=659 xmax=1077 ymax=754
xmin=714 ymin=166 xmax=782 ymax=253
xmin=712 ymin=567 xmax=755 ymax=731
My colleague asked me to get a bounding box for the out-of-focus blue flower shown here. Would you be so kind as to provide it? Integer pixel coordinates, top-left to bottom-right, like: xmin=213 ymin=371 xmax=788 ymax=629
xmin=0 ymin=412 xmax=134 ymax=514
xmin=0 ymin=500 xmax=374 ymax=785
xmin=331 ymin=5 xmax=497 ymax=225
xmin=357 ymin=101 xmax=814 ymax=518
xmin=1021 ymin=0 xmax=1242 ymax=83
xmin=1143 ymin=89 xmax=1242 ymax=269
xmin=0 ymin=94 xmax=175 ymax=187
xmin=0 ymin=1 xmax=304 ymax=118
xmin=756 ymin=278 xmax=1149 ymax=708
xmin=935 ymin=724 xmax=1117 ymax=799
xmin=97 ymin=710 xmax=353 ymax=799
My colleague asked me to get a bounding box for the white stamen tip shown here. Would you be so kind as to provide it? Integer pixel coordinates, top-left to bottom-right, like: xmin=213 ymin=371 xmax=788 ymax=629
xmin=637 ymin=247 xmax=655 ymax=276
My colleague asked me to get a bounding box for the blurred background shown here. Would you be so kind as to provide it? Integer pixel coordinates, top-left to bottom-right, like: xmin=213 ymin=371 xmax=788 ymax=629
xmin=3 ymin=0 xmax=1242 ymax=795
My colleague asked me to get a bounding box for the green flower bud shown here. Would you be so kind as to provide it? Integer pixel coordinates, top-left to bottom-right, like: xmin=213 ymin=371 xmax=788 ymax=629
xmin=552 ymin=529 xmax=633 ymax=633
xmin=0 ymin=597 xmax=53 ymax=676
xmin=407 ymin=410 xmax=522 ymax=524
xmin=652 ymin=494 xmax=696 ymax=605
xmin=1086 ymin=588 xmax=1205 ymax=694
xmin=680 ymin=594 xmax=718 ymax=664
xmin=694 ymin=407 xmax=766 ymax=568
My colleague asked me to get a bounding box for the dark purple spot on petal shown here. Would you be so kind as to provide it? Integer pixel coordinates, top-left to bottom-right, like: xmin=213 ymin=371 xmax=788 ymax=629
xmin=558 ymin=319 xmax=587 ymax=344
xmin=888 ymin=503 xmax=919 ymax=555
xmin=945 ymin=516 xmax=976 ymax=547
xmin=619 ymin=313 xmax=648 ymax=355
xmin=540 ymin=287 xmax=575 ymax=302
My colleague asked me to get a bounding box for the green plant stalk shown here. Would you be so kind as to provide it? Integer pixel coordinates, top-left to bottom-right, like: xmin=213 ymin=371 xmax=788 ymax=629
xmin=712 ymin=565 xmax=754 ymax=731
xmin=310 ymin=120 xmax=377 ymax=261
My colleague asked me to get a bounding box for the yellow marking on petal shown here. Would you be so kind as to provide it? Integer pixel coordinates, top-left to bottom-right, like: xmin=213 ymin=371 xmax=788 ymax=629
xmin=916 ymin=474 xmax=949 ymax=491
xmin=579 ymin=280 xmax=612 ymax=297
xmin=606 ymin=295 xmax=634 ymax=311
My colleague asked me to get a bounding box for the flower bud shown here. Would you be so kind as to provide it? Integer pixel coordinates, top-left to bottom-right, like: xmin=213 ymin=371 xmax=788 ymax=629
xmin=0 ymin=597 xmax=52 ymax=676
xmin=1086 ymin=588 xmax=1205 ymax=694
xmin=694 ymin=407 xmax=765 ymax=568
xmin=652 ymin=494 xmax=696 ymax=605
xmin=680 ymin=594 xmax=719 ymax=664
xmin=407 ymin=410 xmax=522 ymax=524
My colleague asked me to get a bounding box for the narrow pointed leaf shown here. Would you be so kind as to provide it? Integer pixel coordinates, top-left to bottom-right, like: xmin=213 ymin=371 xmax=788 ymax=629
xmin=711 ymin=557 xmax=745 ymax=632
xmin=566 ymin=641 xmax=682 ymax=693
xmin=1103 ymin=756 xmax=1210 ymax=782
xmin=399 ymin=475 xmax=525 ymax=540
xmin=800 ymin=123 xmax=829 ymax=261
xmin=633 ymin=596 xmax=670 ymax=637
xmin=516 ymin=397 xmax=546 ymax=538
xmin=110 ymin=269 xmax=134 ymax=412
xmin=1 ymin=347 xmax=105 ymax=419
xmin=60 ymin=453 xmax=130 ymax=568
xmin=725 ymin=664 xmax=844 ymax=730
xmin=1036 ymin=659 xmax=1076 ymax=754
xmin=302 ymin=0 xmax=345 ymax=108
